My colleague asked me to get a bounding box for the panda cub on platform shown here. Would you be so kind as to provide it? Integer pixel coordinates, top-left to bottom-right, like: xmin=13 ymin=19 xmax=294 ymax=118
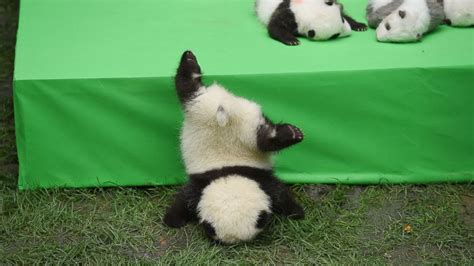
xmin=163 ymin=51 xmax=305 ymax=244
xmin=366 ymin=0 xmax=444 ymax=42
xmin=444 ymin=0 xmax=474 ymax=27
xmin=255 ymin=0 xmax=367 ymax=45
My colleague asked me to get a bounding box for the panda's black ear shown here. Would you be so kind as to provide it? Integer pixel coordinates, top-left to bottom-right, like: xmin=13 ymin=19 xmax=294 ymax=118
xmin=399 ymin=10 xmax=406 ymax=19
xmin=175 ymin=51 xmax=204 ymax=106
xmin=216 ymin=105 xmax=229 ymax=127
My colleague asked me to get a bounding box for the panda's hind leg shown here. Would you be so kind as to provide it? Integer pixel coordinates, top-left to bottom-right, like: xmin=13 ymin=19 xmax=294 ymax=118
xmin=163 ymin=187 xmax=195 ymax=228
xmin=271 ymin=182 xmax=305 ymax=220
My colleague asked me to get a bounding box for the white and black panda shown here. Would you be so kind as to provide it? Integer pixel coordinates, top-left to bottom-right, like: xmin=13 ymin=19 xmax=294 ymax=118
xmin=366 ymin=0 xmax=444 ymax=42
xmin=163 ymin=51 xmax=305 ymax=244
xmin=255 ymin=0 xmax=367 ymax=45
xmin=444 ymin=0 xmax=474 ymax=27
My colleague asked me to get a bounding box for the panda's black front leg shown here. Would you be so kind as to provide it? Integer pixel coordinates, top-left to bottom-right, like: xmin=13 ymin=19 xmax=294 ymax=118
xmin=258 ymin=123 xmax=304 ymax=152
xmin=343 ymin=14 xmax=368 ymax=31
xmin=163 ymin=187 xmax=195 ymax=228
xmin=268 ymin=23 xmax=299 ymax=46
xmin=272 ymin=182 xmax=305 ymax=219
xmin=267 ymin=4 xmax=300 ymax=46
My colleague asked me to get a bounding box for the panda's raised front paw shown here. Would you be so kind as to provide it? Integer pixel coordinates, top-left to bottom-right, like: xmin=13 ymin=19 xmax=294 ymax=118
xmin=277 ymin=124 xmax=304 ymax=144
xmin=178 ymin=50 xmax=201 ymax=76
xmin=352 ymin=22 xmax=368 ymax=32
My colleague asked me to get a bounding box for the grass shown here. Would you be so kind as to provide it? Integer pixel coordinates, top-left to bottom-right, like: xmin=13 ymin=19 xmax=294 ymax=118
xmin=0 ymin=0 xmax=473 ymax=264
xmin=1 ymin=185 xmax=473 ymax=264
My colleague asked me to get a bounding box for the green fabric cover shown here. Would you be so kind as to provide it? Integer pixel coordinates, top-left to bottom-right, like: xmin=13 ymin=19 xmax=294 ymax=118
xmin=14 ymin=0 xmax=474 ymax=189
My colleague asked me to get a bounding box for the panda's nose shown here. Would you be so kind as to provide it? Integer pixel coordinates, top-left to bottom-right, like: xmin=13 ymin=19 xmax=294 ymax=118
xmin=329 ymin=33 xmax=340 ymax=40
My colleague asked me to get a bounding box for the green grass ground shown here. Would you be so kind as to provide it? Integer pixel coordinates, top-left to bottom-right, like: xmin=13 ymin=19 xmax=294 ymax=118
xmin=1 ymin=0 xmax=473 ymax=264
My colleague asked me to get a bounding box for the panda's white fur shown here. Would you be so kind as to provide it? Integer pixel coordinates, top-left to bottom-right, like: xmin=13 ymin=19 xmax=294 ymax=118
xmin=256 ymin=0 xmax=352 ymax=41
xmin=370 ymin=0 xmax=396 ymax=11
xmin=256 ymin=0 xmax=284 ymax=25
xmin=375 ymin=0 xmax=430 ymax=42
xmin=444 ymin=0 xmax=474 ymax=27
xmin=181 ymin=84 xmax=272 ymax=244
xmin=197 ymin=175 xmax=272 ymax=244
xmin=181 ymin=84 xmax=272 ymax=174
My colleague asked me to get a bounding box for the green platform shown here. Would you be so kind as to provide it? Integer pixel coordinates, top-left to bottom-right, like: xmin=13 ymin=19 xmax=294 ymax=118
xmin=14 ymin=0 xmax=474 ymax=189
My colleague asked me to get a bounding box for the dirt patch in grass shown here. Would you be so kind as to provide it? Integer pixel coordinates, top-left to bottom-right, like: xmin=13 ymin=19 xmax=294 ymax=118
xmin=121 ymin=230 xmax=189 ymax=260
xmin=386 ymin=245 xmax=420 ymax=265
xmin=302 ymin=185 xmax=335 ymax=201
xmin=359 ymin=190 xmax=404 ymax=245
xmin=460 ymin=195 xmax=474 ymax=226
xmin=343 ymin=186 xmax=366 ymax=210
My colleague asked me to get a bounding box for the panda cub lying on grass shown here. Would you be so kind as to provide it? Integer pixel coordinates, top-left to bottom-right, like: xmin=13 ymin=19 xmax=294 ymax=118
xmin=163 ymin=51 xmax=305 ymax=244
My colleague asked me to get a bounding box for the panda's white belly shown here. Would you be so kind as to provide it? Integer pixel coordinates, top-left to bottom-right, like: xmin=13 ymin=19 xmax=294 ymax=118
xmin=197 ymin=175 xmax=271 ymax=244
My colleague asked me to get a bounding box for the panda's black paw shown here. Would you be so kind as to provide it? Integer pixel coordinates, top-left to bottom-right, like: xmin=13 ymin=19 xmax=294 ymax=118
xmin=277 ymin=124 xmax=304 ymax=146
xmin=163 ymin=211 xmax=188 ymax=228
xmin=352 ymin=22 xmax=368 ymax=32
xmin=283 ymin=38 xmax=300 ymax=46
xmin=181 ymin=50 xmax=197 ymax=63
xmin=178 ymin=50 xmax=202 ymax=76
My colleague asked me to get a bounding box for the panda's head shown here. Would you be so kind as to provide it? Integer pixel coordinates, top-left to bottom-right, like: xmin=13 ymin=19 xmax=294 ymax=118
xmin=175 ymin=51 xmax=304 ymax=173
xmin=376 ymin=9 xmax=424 ymax=42
xmin=292 ymin=0 xmax=352 ymax=41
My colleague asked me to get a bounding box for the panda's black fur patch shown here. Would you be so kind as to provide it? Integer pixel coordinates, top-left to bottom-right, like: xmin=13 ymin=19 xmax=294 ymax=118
xmin=201 ymin=220 xmax=216 ymax=237
xmin=268 ymin=0 xmax=300 ymax=45
xmin=256 ymin=210 xmax=272 ymax=229
xmin=175 ymin=51 xmax=203 ymax=107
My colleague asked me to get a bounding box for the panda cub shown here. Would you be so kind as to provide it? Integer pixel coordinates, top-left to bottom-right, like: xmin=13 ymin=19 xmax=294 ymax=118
xmin=256 ymin=0 xmax=367 ymax=45
xmin=366 ymin=0 xmax=444 ymax=42
xmin=163 ymin=51 xmax=305 ymax=244
xmin=444 ymin=0 xmax=474 ymax=27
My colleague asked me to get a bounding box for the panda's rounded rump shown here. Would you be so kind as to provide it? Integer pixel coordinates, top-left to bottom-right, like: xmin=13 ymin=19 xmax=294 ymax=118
xmin=197 ymin=175 xmax=272 ymax=242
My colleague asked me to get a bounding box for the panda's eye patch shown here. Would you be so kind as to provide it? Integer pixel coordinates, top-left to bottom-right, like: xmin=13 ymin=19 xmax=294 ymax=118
xmin=325 ymin=1 xmax=334 ymax=6
xmin=399 ymin=10 xmax=406 ymax=18
xmin=307 ymin=30 xmax=315 ymax=38
xmin=385 ymin=23 xmax=391 ymax=31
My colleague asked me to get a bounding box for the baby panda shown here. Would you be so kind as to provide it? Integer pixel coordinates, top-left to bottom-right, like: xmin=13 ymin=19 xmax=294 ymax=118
xmin=366 ymin=0 xmax=445 ymax=42
xmin=255 ymin=0 xmax=367 ymax=45
xmin=163 ymin=51 xmax=305 ymax=244
xmin=444 ymin=0 xmax=474 ymax=27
